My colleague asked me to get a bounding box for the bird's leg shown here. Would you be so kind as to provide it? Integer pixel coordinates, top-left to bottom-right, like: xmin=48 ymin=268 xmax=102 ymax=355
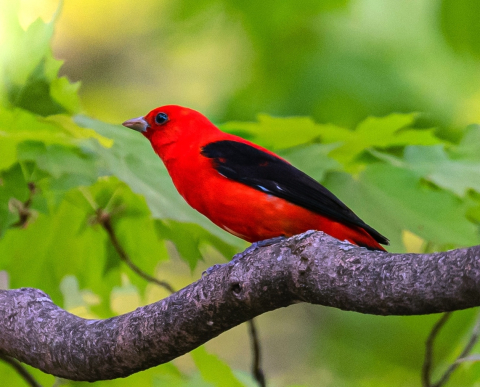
xmin=203 ymin=236 xmax=286 ymax=276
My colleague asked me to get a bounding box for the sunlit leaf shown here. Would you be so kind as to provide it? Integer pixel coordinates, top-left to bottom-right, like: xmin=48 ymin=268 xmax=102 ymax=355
xmin=50 ymin=77 xmax=81 ymax=114
xmin=0 ymin=0 xmax=78 ymax=115
xmin=322 ymin=114 xmax=441 ymax=167
xmin=221 ymin=115 xmax=323 ymax=149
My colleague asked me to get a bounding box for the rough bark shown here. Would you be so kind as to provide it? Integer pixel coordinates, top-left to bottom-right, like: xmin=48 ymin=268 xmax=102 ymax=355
xmin=0 ymin=231 xmax=479 ymax=381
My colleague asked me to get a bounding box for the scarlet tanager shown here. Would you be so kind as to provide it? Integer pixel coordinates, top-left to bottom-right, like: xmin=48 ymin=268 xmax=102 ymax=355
xmin=123 ymin=105 xmax=388 ymax=251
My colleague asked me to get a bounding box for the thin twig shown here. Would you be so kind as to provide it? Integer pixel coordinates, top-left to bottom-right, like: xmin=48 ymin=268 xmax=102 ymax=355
xmin=432 ymin=312 xmax=480 ymax=387
xmin=97 ymin=209 xmax=175 ymax=294
xmin=423 ymin=311 xmax=480 ymax=387
xmin=0 ymin=352 xmax=42 ymax=387
xmin=99 ymin=207 xmax=267 ymax=386
xmin=423 ymin=312 xmax=452 ymax=387
xmin=11 ymin=182 xmax=37 ymax=228
xmin=247 ymin=319 xmax=266 ymax=387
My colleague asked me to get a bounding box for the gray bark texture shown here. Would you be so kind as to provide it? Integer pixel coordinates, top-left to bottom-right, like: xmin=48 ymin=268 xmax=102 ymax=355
xmin=0 ymin=231 xmax=479 ymax=381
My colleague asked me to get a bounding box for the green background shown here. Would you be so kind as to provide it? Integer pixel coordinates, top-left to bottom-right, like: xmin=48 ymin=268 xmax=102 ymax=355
xmin=1 ymin=0 xmax=480 ymax=385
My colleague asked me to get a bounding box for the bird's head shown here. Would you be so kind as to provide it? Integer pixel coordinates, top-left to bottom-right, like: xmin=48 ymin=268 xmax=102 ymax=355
xmin=122 ymin=105 xmax=219 ymax=158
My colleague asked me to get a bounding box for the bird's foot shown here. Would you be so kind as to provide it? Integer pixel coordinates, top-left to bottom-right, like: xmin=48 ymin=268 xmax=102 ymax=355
xmin=202 ymin=236 xmax=286 ymax=276
xmin=233 ymin=235 xmax=286 ymax=262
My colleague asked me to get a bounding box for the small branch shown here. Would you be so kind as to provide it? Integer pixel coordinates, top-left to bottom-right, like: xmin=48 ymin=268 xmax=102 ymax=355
xmin=431 ymin=312 xmax=480 ymax=387
xmin=1 ymin=232 xmax=480 ymax=381
xmin=0 ymin=352 xmax=42 ymax=387
xmin=422 ymin=312 xmax=452 ymax=387
xmin=10 ymin=182 xmax=37 ymax=228
xmin=247 ymin=320 xmax=266 ymax=387
xmin=99 ymin=209 xmax=267 ymax=385
xmin=96 ymin=209 xmax=175 ymax=294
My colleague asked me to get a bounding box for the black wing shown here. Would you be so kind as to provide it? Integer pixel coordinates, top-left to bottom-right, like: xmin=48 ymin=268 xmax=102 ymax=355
xmin=201 ymin=140 xmax=388 ymax=245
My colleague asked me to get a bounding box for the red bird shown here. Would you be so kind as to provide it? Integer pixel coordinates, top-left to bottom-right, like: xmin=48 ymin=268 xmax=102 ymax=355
xmin=123 ymin=105 xmax=388 ymax=251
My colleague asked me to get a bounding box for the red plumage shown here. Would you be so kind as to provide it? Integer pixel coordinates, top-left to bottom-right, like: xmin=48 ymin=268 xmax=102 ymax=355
xmin=123 ymin=105 xmax=388 ymax=251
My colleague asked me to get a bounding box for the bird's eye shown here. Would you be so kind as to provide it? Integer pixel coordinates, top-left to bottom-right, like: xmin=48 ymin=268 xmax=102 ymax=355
xmin=155 ymin=112 xmax=169 ymax=125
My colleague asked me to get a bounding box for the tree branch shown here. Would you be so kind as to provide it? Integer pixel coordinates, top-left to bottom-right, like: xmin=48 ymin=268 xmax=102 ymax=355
xmin=1 ymin=231 xmax=480 ymax=381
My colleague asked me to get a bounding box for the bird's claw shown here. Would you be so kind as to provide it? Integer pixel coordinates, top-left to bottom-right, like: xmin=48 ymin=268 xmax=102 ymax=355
xmin=202 ymin=236 xmax=286 ymax=276
xmin=252 ymin=235 xmax=286 ymax=248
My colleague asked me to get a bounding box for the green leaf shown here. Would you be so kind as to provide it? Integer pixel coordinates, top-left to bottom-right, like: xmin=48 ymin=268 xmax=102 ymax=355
xmin=221 ymin=115 xmax=323 ymax=150
xmin=0 ymin=0 xmax=79 ymax=115
xmin=278 ymin=143 xmax=342 ymax=181
xmin=9 ymin=59 xmax=67 ymax=116
xmin=0 ymin=109 xmax=110 ymax=172
xmin=50 ymin=77 xmax=81 ymax=114
xmin=1 ymin=9 xmax=55 ymax=86
xmin=324 ymin=164 xmax=479 ymax=251
xmin=322 ymin=113 xmax=441 ymax=167
xmin=113 ymin=216 xmax=170 ymax=291
xmin=191 ymin=346 xmax=246 ymax=387
xmin=0 ymin=108 xmax=72 ymax=170
xmin=17 ymin=142 xmax=98 ymax=180
xmin=48 ymin=115 xmax=113 ymax=147
xmin=403 ymin=145 xmax=480 ymax=197
xmin=67 ymin=177 xmax=171 ymax=291
xmin=370 ymin=125 xmax=480 ymax=198
xmin=155 ymin=220 xmax=239 ymax=270
xmin=222 ymin=114 xmax=441 ymax=172
xmin=0 ymin=196 xmax=119 ymax=316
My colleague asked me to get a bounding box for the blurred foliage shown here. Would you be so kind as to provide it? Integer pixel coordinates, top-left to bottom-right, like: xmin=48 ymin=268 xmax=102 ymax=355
xmin=1 ymin=0 xmax=480 ymax=386
xmin=42 ymin=0 xmax=480 ymax=132
xmin=439 ymin=0 xmax=480 ymax=59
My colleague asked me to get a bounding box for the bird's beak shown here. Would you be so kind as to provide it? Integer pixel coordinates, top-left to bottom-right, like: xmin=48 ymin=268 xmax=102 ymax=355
xmin=122 ymin=116 xmax=149 ymax=133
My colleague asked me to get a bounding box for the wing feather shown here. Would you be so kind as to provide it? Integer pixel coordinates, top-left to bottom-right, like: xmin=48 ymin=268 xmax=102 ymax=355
xmin=201 ymin=140 xmax=388 ymax=245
